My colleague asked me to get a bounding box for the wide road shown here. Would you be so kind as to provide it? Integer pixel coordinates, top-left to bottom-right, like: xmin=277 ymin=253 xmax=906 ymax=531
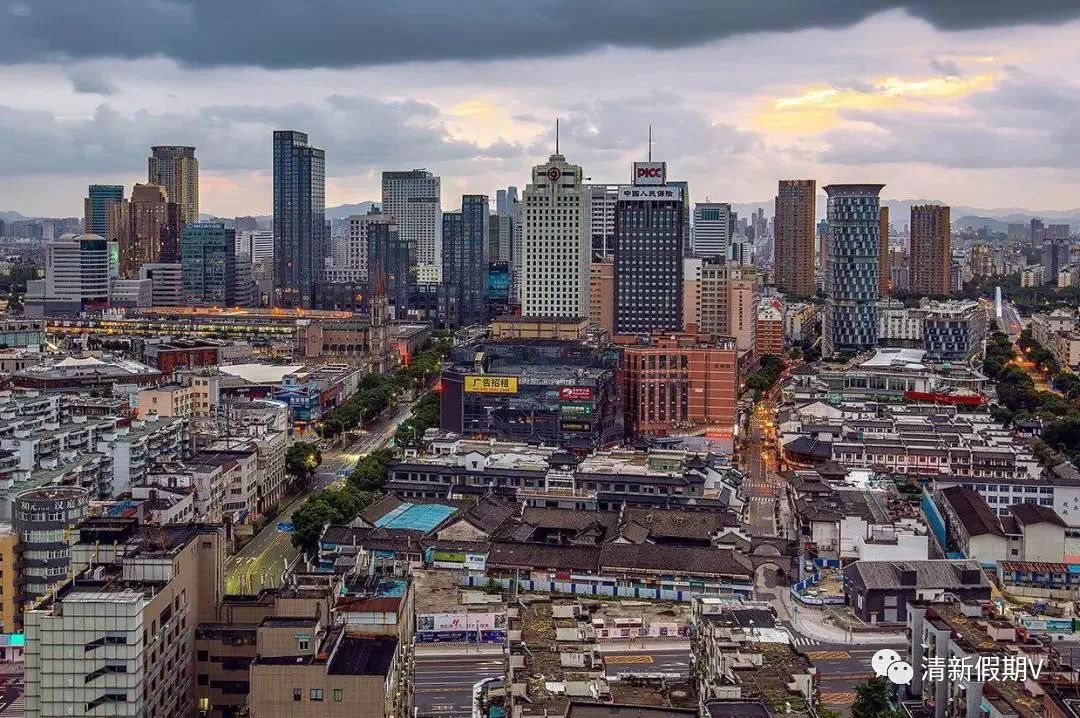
xmin=224 ymin=399 xmax=419 ymax=594
xmin=413 ymin=650 xmax=504 ymax=718
xmin=805 ymin=641 xmax=906 ymax=713
xmin=741 ymin=400 xmax=780 ymax=538
xmin=602 ymin=647 xmax=691 ymax=679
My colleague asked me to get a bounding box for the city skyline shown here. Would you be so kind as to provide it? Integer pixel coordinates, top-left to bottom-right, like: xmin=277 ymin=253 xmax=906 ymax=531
xmin=1 ymin=6 xmax=1080 ymax=217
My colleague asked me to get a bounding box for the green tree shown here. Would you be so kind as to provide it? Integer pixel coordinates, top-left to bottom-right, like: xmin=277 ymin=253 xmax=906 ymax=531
xmin=851 ymin=677 xmax=898 ymax=718
xmin=349 ymin=448 xmax=395 ymax=492
xmin=290 ymin=484 xmax=375 ymax=554
xmin=285 ymin=441 xmax=322 ymax=491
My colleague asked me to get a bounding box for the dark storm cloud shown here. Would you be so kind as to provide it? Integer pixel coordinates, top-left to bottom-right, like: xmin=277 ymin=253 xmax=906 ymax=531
xmin=1 ymin=1 xmax=1077 ymax=69
xmin=65 ymin=66 xmax=117 ymax=95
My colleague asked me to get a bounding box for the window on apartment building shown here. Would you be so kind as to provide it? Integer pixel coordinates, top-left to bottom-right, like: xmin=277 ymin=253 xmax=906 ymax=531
xmin=196 ymin=651 xmax=208 ymax=662
xmin=310 ymin=689 xmax=323 ymax=702
xmin=293 ymin=689 xmax=301 ymax=702
xmin=333 ymin=689 xmax=343 ymax=702
xmin=297 ymin=636 xmax=310 ymax=651
xmin=197 ymin=674 xmax=208 ymax=686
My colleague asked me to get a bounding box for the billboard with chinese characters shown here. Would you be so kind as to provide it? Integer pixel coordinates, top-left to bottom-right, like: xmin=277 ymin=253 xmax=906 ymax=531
xmin=464 ymin=375 xmax=518 ymax=393
xmin=560 ymin=403 xmax=593 ymax=417
xmin=417 ymin=612 xmax=507 ymax=632
xmin=558 ymin=386 xmax=594 ymax=401
xmin=632 ymin=161 xmax=667 ymax=186
xmin=617 ymin=185 xmax=683 ymax=202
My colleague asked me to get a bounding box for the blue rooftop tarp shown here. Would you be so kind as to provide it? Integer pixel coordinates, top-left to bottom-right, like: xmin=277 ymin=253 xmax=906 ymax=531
xmin=374 ymin=502 xmax=457 ymax=531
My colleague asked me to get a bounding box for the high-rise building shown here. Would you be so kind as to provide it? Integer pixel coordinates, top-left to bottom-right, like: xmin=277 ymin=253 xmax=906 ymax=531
xmin=83 ymin=185 xmax=124 ymax=237
xmin=1030 ymin=218 xmax=1047 ymax=245
xmin=879 ymin=206 xmax=890 ymax=297
xmin=139 ymin=263 xmax=184 ymax=307
xmin=121 ymin=183 xmax=182 ymax=277
xmin=24 ymin=234 xmax=111 ymax=316
xmin=1043 ymin=238 xmax=1072 ymax=286
xmin=823 ymin=184 xmax=884 ymax=356
xmin=181 ymin=222 xmax=236 ymax=306
xmin=692 ymin=202 xmax=734 ymax=259
xmin=620 ymin=332 xmax=738 ymax=445
xmin=364 ymin=213 xmax=411 ymax=316
xmin=273 ymin=130 xmax=325 ymax=309
xmin=589 ymin=259 xmax=615 ymax=336
xmin=24 ymin=520 xmax=224 ymax=718
xmin=1049 ymin=224 xmax=1071 ymax=240
xmin=493 ymin=187 xmax=519 ymax=265
xmin=148 ymin=145 xmax=199 ymax=224
xmin=235 ymin=230 xmax=274 ymax=264
xmin=381 ymin=169 xmax=441 ymax=278
xmin=588 ymin=185 xmax=618 ymax=257
xmin=773 ymin=180 xmax=817 ymax=298
xmin=910 ymin=205 xmax=951 ymax=297
xmin=692 ymin=259 xmax=758 ymax=354
xmin=521 ymin=152 xmax=590 ymax=319
xmin=440 ymin=195 xmax=490 ymax=328
xmin=613 ymin=162 xmax=684 ymax=334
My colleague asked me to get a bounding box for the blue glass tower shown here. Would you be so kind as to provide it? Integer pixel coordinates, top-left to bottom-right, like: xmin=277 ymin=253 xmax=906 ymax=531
xmin=84 ymin=185 xmax=124 ymax=236
xmin=823 ymin=184 xmax=885 ymax=356
xmin=181 ymin=222 xmax=236 ymax=306
xmin=273 ymin=130 xmax=325 ymax=308
xmin=440 ymin=195 xmax=490 ymax=328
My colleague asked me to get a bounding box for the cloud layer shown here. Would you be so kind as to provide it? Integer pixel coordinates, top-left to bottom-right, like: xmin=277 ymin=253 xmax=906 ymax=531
xmin=2 ymin=1 xmax=1079 ymax=69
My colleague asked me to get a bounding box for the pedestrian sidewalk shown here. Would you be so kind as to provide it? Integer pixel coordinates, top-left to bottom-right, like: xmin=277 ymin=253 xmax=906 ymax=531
xmin=413 ymin=643 xmax=504 ymax=656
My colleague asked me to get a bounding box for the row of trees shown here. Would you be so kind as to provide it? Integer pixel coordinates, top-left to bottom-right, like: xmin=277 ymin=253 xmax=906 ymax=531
xmin=290 ymin=448 xmax=397 ymax=553
xmin=393 ymin=391 xmax=439 ymax=447
xmin=744 ymin=354 xmax=785 ymax=401
xmin=317 ymin=336 xmax=452 ymax=440
xmin=983 ymin=330 xmax=1080 ymax=465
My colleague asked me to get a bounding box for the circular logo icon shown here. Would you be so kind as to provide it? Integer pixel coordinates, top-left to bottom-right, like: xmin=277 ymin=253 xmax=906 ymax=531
xmin=546 ymin=167 xmax=562 ymax=182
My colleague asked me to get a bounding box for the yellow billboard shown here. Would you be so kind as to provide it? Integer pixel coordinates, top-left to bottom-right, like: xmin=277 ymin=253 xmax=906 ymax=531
xmin=464 ymin=375 xmax=518 ymax=393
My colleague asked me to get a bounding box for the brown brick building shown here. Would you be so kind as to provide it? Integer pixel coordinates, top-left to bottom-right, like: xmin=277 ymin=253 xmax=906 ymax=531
xmin=910 ymin=204 xmax=952 ymax=297
xmin=618 ymin=331 xmax=738 ymax=441
xmin=774 ymin=179 xmax=816 ymax=298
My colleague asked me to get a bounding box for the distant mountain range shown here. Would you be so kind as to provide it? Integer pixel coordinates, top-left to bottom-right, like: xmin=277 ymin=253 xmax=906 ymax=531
xmin=729 ymin=198 xmax=1080 ymax=229
xmin=7 ymin=199 xmax=1079 ymax=229
xmin=198 ymin=201 xmax=379 ymax=224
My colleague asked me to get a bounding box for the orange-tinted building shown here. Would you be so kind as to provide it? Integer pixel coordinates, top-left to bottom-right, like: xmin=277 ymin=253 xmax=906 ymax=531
xmin=755 ymin=298 xmax=785 ymax=358
xmin=617 ymin=330 xmax=738 ymax=441
xmin=910 ymin=204 xmax=952 ymax=297
xmin=589 ymin=259 xmax=614 ymax=336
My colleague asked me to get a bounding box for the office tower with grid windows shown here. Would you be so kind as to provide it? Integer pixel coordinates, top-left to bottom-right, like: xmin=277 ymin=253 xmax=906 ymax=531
xmin=381 ymin=169 xmax=441 ymax=280
xmin=692 ymin=202 xmax=734 ymax=259
xmin=441 ymin=195 xmax=490 ymax=328
xmin=823 ymin=184 xmax=884 ymax=356
xmin=773 ymin=179 xmax=816 ymax=297
xmin=521 ymin=153 xmax=590 ymax=319
xmin=613 ymin=162 xmax=684 ymax=334
xmin=148 ymin=145 xmax=199 ymax=224
xmin=272 ymin=130 xmax=325 ymax=309
xmin=910 ymin=204 xmax=951 ymax=296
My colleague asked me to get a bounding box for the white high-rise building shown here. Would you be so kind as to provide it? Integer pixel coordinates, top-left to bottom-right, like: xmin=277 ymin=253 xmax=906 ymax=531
xmin=235 ymin=230 xmax=273 ymax=263
xmin=381 ymin=169 xmax=441 ymax=280
xmin=587 ymin=185 xmax=618 ymax=258
xmin=521 ymin=153 xmax=591 ymax=319
xmin=693 ymin=202 xmax=734 ymax=259
xmin=323 ymin=212 xmax=383 ymax=284
xmin=24 ymin=233 xmax=111 ymax=316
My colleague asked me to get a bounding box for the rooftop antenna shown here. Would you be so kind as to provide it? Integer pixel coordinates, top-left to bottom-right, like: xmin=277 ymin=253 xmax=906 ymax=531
xmin=648 ymin=125 xmax=653 ymax=162
xmin=555 ymin=118 xmax=560 ymax=155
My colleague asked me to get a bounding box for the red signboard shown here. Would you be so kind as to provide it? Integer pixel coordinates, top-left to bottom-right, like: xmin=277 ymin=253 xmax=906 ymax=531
xmin=559 ymin=386 xmax=594 ymax=401
xmin=903 ymin=391 xmax=984 ymax=407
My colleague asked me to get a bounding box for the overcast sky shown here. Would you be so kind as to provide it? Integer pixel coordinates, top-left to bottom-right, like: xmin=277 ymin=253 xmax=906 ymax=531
xmin=1 ymin=1 xmax=1079 ymax=217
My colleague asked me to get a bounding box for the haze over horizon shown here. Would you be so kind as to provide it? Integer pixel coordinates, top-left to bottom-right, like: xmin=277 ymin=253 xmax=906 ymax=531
xmin=2 ymin=1 xmax=1080 ymax=216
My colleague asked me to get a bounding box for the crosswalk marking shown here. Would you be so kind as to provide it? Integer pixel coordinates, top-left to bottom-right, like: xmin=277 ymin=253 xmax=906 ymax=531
xmin=789 ymin=635 xmax=819 ymax=647
xmin=820 ymin=692 xmax=856 ymax=704
xmin=807 ymin=650 xmax=850 ymax=660
xmin=605 ymin=655 xmax=655 ymax=665
xmin=744 ymin=496 xmax=776 ymax=503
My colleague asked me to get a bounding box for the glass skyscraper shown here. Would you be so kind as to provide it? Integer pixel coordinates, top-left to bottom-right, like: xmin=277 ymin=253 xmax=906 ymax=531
xmin=823 ymin=184 xmax=885 ymax=356
xmin=273 ymin=130 xmax=325 ymax=309
xmin=181 ymin=222 xmax=236 ymax=306
xmin=440 ymin=194 xmax=490 ymax=328
xmin=83 ymin=185 xmax=124 ymax=237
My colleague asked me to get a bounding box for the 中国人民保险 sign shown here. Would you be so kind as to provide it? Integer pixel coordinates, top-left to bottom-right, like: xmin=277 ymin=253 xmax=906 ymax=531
xmin=558 ymin=386 xmax=594 ymax=401
xmin=464 ymin=375 xmax=518 ymax=393
xmin=618 ymin=186 xmax=682 ymax=202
